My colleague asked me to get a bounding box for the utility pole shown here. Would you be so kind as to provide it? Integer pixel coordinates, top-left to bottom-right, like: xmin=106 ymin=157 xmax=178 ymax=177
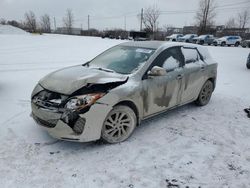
xmin=124 ymin=15 xmax=126 ymax=31
xmin=140 ymin=8 xmax=143 ymax=31
xmin=88 ymin=15 xmax=90 ymax=30
xmin=53 ymin=17 xmax=57 ymax=31
xmin=87 ymin=15 xmax=90 ymax=36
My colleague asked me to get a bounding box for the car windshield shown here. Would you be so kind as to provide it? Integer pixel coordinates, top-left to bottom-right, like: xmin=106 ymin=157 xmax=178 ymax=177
xmin=219 ymin=36 xmax=228 ymax=40
xmin=87 ymin=46 xmax=155 ymax=74
xmin=184 ymin=34 xmax=192 ymax=38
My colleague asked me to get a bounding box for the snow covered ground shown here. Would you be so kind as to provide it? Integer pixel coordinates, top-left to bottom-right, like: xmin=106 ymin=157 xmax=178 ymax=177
xmin=0 ymin=34 xmax=250 ymax=188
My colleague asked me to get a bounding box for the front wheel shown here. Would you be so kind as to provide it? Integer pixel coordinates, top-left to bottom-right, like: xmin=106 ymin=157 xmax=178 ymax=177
xmin=195 ymin=80 xmax=214 ymax=106
xmin=221 ymin=42 xmax=226 ymax=46
xmin=101 ymin=105 xmax=137 ymax=144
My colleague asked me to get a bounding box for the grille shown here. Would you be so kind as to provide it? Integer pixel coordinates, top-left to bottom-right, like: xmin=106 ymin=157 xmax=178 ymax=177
xmin=33 ymin=113 xmax=58 ymax=128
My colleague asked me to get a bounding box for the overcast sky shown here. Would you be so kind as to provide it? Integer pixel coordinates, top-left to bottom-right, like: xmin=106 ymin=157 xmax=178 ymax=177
xmin=0 ymin=0 xmax=249 ymax=30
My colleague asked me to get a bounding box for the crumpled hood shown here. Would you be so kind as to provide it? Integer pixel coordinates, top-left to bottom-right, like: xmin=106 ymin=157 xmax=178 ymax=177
xmin=39 ymin=65 xmax=128 ymax=95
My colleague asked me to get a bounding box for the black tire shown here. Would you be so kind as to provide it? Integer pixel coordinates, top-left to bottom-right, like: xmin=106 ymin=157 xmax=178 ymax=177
xmin=235 ymin=42 xmax=240 ymax=47
xmin=247 ymin=63 xmax=250 ymax=69
xmin=200 ymin=40 xmax=204 ymax=45
xmin=221 ymin=42 xmax=226 ymax=46
xmin=195 ymin=80 xmax=214 ymax=106
xmin=101 ymin=105 xmax=137 ymax=144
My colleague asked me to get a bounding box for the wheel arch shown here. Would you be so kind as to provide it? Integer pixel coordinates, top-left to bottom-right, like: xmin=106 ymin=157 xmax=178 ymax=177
xmin=114 ymin=100 xmax=140 ymax=125
xmin=207 ymin=77 xmax=216 ymax=91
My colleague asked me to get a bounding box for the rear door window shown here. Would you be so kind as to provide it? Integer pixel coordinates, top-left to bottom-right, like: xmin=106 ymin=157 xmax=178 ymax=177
xmin=181 ymin=47 xmax=199 ymax=64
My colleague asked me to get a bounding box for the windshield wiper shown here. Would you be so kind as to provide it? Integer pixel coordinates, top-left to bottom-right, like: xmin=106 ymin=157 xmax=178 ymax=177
xmin=92 ymin=67 xmax=115 ymax=73
xmin=82 ymin=61 xmax=90 ymax=67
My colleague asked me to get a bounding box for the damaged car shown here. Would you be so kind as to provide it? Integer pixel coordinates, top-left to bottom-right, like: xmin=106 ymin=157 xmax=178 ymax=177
xmin=31 ymin=41 xmax=218 ymax=143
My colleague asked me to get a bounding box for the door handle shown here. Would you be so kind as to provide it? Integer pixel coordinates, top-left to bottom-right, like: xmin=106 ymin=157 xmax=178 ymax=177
xmin=201 ymin=66 xmax=205 ymax=71
xmin=176 ymin=75 xmax=183 ymax=80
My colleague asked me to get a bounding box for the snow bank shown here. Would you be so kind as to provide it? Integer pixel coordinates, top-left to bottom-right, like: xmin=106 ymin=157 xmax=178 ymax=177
xmin=0 ymin=24 xmax=29 ymax=35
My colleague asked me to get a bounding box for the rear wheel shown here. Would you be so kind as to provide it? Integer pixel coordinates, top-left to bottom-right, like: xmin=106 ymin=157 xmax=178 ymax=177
xmin=101 ymin=105 xmax=137 ymax=144
xmin=247 ymin=62 xmax=250 ymax=69
xmin=195 ymin=80 xmax=214 ymax=106
xmin=235 ymin=42 xmax=240 ymax=47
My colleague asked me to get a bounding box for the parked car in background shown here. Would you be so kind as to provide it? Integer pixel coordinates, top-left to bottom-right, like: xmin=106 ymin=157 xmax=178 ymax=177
xmin=196 ymin=35 xmax=215 ymax=45
xmin=31 ymin=41 xmax=217 ymax=143
xmin=213 ymin=36 xmax=242 ymax=47
xmin=165 ymin=34 xmax=183 ymax=41
xmin=178 ymin=34 xmax=198 ymax=43
xmin=192 ymin=36 xmax=199 ymax=44
xmin=128 ymin=31 xmax=148 ymax=41
xmin=247 ymin=53 xmax=250 ymax=69
xmin=241 ymin=40 xmax=250 ymax=48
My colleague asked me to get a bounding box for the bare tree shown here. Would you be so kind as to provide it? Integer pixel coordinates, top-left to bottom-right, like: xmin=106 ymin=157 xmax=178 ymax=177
xmin=195 ymin=0 xmax=216 ymax=34
xmin=162 ymin=24 xmax=174 ymax=32
xmin=238 ymin=10 xmax=249 ymax=29
xmin=40 ymin=14 xmax=51 ymax=33
xmin=24 ymin=11 xmax=37 ymax=32
xmin=7 ymin=20 xmax=21 ymax=28
xmin=63 ymin=9 xmax=74 ymax=34
xmin=225 ymin=17 xmax=237 ymax=28
xmin=142 ymin=5 xmax=160 ymax=36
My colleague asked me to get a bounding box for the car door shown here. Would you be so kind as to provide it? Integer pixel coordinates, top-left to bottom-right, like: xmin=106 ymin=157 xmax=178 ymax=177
xmin=228 ymin=36 xmax=234 ymax=45
xmin=142 ymin=47 xmax=184 ymax=117
xmin=179 ymin=47 xmax=206 ymax=104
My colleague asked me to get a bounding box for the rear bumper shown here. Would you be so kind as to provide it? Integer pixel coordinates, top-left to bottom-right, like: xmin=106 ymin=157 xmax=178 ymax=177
xmin=31 ymin=102 xmax=112 ymax=142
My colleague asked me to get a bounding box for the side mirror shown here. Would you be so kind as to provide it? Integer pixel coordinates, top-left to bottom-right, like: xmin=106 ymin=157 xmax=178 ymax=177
xmin=147 ymin=66 xmax=166 ymax=77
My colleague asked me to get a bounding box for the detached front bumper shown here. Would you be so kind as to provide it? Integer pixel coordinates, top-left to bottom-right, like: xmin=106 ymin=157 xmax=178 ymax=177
xmin=31 ymin=102 xmax=112 ymax=142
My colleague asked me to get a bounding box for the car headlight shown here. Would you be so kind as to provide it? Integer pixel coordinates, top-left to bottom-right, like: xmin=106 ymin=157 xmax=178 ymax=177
xmin=65 ymin=93 xmax=105 ymax=110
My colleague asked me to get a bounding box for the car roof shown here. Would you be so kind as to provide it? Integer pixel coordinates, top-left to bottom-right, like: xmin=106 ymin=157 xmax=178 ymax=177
xmin=119 ymin=41 xmax=200 ymax=50
xmin=120 ymin=41 xmax=165 ymax=49
xmin=119 ymin=41 xmax=211 ymax=60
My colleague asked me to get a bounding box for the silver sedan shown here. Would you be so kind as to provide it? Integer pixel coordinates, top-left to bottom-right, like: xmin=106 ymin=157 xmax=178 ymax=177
xmin=31 ymin=41 xmax=218 ymax=144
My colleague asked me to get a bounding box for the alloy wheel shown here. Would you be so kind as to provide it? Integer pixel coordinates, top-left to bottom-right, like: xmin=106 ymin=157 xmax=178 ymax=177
xmin=102 ymin=105 xmax=136 ymax=143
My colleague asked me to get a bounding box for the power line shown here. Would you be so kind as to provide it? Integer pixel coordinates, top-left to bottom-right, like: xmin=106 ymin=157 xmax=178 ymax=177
xmin=216 ymin=0 xmax=250 ymax=8
xmin=53 ymin=1 xmax=250 ymax=29
xmin=69 ymin=1 xmax=250 ymax=24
